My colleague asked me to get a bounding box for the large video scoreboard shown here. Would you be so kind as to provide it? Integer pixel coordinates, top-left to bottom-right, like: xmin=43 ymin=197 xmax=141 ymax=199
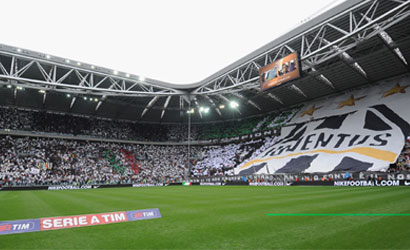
xmin=259 ymin=52 xmax=301 ymax=91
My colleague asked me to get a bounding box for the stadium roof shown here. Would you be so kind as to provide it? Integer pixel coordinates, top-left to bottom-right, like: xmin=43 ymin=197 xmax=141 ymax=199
xmin=0 ymin=0 xmax=410 ymax=123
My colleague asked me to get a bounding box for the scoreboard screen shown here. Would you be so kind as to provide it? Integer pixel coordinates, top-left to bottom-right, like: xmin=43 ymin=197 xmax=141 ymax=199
xmin=260 ymin=52 xmax=301 ymax=91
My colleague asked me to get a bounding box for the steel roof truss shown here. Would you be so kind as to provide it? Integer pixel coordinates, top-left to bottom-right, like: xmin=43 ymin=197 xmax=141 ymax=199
xmin=141 ymin=96 xmax=160 ymax=118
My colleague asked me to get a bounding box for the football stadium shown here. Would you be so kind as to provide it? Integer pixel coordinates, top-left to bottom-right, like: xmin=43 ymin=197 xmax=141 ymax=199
xmin=1 ymin=0 xmax=410 ymax=249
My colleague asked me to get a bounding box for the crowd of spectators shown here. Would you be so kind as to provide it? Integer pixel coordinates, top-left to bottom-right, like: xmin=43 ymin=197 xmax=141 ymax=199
xmin=0 ymin=106 xmax=170 ymax=141
xmin=235 ymin=136 xmax=279 ymax=170
xmin=0 ymin=105 xmax=297 ymax=142
xmin=0 ymin=104 xmax=296 ymax=187
xmin=389 ymin=136 xmax=410 ymax=173
xmin=0 ymin=135 xmax=198 ymax=187
xmin=2 ymin=108 xmax=409 ymax=187
xmin=191 ymin=136 xmax=279 ymax=177
xmin=0 ymin=133 xmax=283 ymax=187
xmin=2 ymin=103 xmax=410 ymax=188
xmin=0 ymin=134 xmax=284 ymax=187
xmin=198 ymin=107 xmax=301 ymax=141
xmin=191 ymin=143 xmax=240 ymax=177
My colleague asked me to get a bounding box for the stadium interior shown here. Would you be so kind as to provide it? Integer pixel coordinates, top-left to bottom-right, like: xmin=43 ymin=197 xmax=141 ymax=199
xmin=1 ymin=0 xmax=410 ymax=186
xmin=1 ymin=0 xmax=410 ymax=248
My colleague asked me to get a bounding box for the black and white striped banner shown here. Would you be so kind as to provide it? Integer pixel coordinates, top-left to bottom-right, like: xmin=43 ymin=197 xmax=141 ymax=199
xmin=236 ymin=76 xmax=410 ymax=174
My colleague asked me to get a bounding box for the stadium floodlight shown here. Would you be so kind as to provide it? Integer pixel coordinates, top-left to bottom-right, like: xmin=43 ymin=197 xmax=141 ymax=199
xmin=230 ymin=101 xmax=239 ymax=108
xmin=46 ymin=55 xmax=51 ymax=59
xmin=94 ymin=98 xmax=99 ymax=102
xmin=17 ymin=48 xmax=22 ymax=52
xmin=16 ymin=86 xmax=23 ymax=90
xmin=77 ymin=62 xmax=81 ymax=66
xmin=113 ymin=70 xmax=118 ymax=75
xmin=65 ymin=59 xmax=70 ymax=63
xmin=126 ymin=73 xmax=130 ymax=77
xmin=39 ymin=90 xmax=45 ymax=93
xmin=91 ymin=65 xmax=95 ymax=69
xmin=7 ymin=85 xmax=12 ymax=88
xmin=83 ymin=97 xmax=87 ymax=101
xmin=66 ymin=94 xmax=71 ymax=98
xmin=219 ymin=104 xmax=225 ymax=109
xmin=186 ymin=108 xmax=194 ymax=114
xmin=139 ymin=76 xmax=145 ymax=82
xmin=199 ymin=107 xmax=209 ymax=113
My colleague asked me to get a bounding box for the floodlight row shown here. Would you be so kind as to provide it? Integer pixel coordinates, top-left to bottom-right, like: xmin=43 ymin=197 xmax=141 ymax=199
xmin=4 ymin=85 xmax=102 ymax=102
xmin=14 ymin=47 xmax=146 ymax=81
xmin=5 ymin=84 xmax=239 ymax=113
xmin=187 ymin=101 xmax=239 ymax=114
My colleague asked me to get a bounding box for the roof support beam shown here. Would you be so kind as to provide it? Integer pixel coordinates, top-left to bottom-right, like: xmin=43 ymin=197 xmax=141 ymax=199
xmin=179 ymin=96 xmax=185 ymax=118
xmin=319 ymin=37 xmax=369 ymax=80
xmin=193 ymin=97 xmax=203 ymax=119
xmin=190 ymin=0 xmax=410 ymax=95
xmin=266 ymin=93 xmax=284 ymax=105
xmin=286 ymin=44 xmax=336 ymax=90
xmin=160 ymin=96 xmax=172 ymax=120
xmin=42 ymin=92 xmax=47 ymax=105
xmin=36 ymin=62 xmax=53 ymax=83
xmin=231 ymin=92 xmax=262 ymax=111
xmin=203 ymin=95 xmax=222 ymax=117
xmin=0 ymin=0 xmax=409 ymax=123
xmin=70 ymin=97 xmax=77 ymax=109
xmin=14 ymin=61 xmax=34 ymax=77
xmin=0 ymin=61 xmax=9 ymax=75
xmin=289 ymin=84 xmax=308 ymax=98
xmin=141 ymin=96 xmax=160 ymax=118
xmin=361 ymin=13 xmax=410 ymax=71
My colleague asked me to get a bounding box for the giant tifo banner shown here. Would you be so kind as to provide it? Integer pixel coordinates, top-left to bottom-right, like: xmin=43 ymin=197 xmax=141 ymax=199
xmin=0 ymin=208 xmax=161 ymax=235
xmin=236 ymin=76 xmax=410 ymax=174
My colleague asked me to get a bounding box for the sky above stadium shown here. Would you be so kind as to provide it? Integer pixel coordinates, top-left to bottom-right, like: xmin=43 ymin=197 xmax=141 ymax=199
xmin=1 ymin=0 xmax=344 ymax=84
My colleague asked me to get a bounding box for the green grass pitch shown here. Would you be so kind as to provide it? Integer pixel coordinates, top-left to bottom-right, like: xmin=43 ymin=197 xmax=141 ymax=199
xmin=1 ymin=186 xmax=410 ymax=249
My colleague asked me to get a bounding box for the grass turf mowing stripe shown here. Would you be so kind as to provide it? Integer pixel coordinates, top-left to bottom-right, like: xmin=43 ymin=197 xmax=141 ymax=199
xmin=267 ymin=213 xmax=410 ymax=216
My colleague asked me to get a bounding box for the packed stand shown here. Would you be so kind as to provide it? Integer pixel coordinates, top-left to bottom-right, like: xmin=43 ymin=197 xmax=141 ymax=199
xmin=197 ymin=106 xmax=301 ymax=141
xmin=389 ymin=136 xmax=410 ymax=173
xmin=166 ymin=124 xmax=198 ymax=142
xmin=0 ymin=106 xmax=177 ymax=141
xmin=235 ymin=136 xmax=279 ymax=170
xmin=0 ymin=135 xmax=199 ymax=187
xmin=0 ymin=105 xmax=299 ymax=142
xmin=191 ymin=136 xmax=279 ymax=177
xmin=0 ymin=134 xmax=282 ymax=186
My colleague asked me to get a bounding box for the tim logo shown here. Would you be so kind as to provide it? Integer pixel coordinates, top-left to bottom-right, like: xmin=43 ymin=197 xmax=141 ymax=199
xmin=132 ymin=212 xmax=143 ymax=219
xmin=0 ymin=224 xmax=12 ymax=232
xmin=0 ymin=222 xmax=36 ymax=233
xmin=13 ymin=223 xmax=34 ymax=231
xmin=131 ymin=211 xmax=155 ymax=219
